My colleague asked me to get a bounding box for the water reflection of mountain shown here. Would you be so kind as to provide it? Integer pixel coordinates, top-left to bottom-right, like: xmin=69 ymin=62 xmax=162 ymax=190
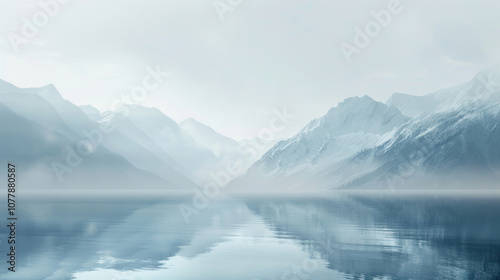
xmin=6 ymin=195 xmax=500 ymax=279
xmin=245 ymin=194 xmax=500 ymax=279
xmin=10 ymin=196 xmax=251 ymax=280
xmin=15 ymin=198 xmax=185 ymax=278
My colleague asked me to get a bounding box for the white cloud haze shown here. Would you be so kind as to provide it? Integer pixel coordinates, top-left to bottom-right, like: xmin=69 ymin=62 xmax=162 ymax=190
xmin=1 ymin=0 xmax=500 ymax=139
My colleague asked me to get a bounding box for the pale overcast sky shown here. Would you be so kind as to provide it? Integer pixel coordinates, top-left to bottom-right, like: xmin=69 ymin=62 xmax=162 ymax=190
xmin=1 ymin=0 xmax=500 ymax=140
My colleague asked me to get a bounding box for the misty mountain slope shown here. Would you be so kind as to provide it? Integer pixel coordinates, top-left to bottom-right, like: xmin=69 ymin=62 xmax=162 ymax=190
xmin=234 ymin=66 xmax=500 ymax=191
xmin=0 ymin=102 xmax=72 ymax=162
xmin=179 ymin=117 xmax=266 ymax=177
xmin=180 ymin=117 xmax=241 ymax=158
xmin=12 ymin=83 xmax=173 ymax=175
xmin=79 ymin=104 xmax=101 ymax=120
xmin=0 ymin=81 xmax=80 ymax=140
xmin=24 ymin=83 xmax=99 ymax=135
xmin=0 ymin=102 xmax=170 ymax=190
xmin=0 ymin=80 xmax=198 ymax=189
xmin=81 ymin=105 xmax=248 ymax=183
xmin=432 ymin=65 xmax=500 ymax=110
xmin=386 ymin=92 xmax=443 ymax=117
xmin=119 ymin=105 xmax=218 ymax=179
xmin=334 ymin=103 xmax=500 ymax=189
xmin=246 ymin=96 xmax=410 ymax=178
xmin=111 ymin=114 xmax=184 ymax=169
xmin=387 ymin=64 xmax=500 ymax=117
xmin=102 ymin=111 xmax=195 ymax=184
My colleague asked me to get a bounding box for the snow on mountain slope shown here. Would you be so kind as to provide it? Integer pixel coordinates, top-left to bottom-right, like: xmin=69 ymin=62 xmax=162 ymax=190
xmin=236 ymin=66 xmax=500 ymax=191
xmin=386 ymin=92 xmax=442 ymax=117
xmin=333 ymin=103 xmax=500 ymax=189
xmin=246 ymin=96 xmax=410 ymax=179
xmin=387 ymin=64 xmax=500 ymax=117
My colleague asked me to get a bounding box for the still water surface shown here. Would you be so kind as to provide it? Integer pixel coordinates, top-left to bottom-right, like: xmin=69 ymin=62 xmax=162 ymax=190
xmin=2 ymin=193 xmax=500 ymax=280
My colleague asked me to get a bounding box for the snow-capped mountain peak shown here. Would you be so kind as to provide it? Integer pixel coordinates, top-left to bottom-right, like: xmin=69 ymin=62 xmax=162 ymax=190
xmin=302 ymin=95 xmax=408 ymax=136
xmin=238 ymin=65 xmax=500 ymax=191
xmin=247 ymin=95 xmax=410 ymax=177
xmin=387 ymin=64 xmax=500 ymax=117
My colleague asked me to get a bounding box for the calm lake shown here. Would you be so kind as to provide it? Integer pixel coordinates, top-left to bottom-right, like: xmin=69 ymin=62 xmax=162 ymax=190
xmin=2 ymin=192 xmax=500 ymax=280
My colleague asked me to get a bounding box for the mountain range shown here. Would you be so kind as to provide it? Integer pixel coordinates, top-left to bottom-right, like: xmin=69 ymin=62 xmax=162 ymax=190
xmin=235 ymin=65 xmax=500 ymax=191
xmin=1 ymin=65 xmax=500 ymax=191
xmin=0 ymin=80 xmax=252 ymax=191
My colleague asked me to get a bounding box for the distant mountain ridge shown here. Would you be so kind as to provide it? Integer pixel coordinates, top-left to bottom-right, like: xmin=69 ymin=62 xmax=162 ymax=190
xmin=246 ymin=95 xmax=409 ymax=178
xmin=3 ymin=64 xmax=500 ymax=192
xmin=235 ymin=65 xmax=500 ymax=190
xmin=0 ymin=80 xmax=197 ymax=190
xmin=87 ymin=105 xmax=260 ymax=184
xmin=387 ymin=65 xmax=500 ymax=117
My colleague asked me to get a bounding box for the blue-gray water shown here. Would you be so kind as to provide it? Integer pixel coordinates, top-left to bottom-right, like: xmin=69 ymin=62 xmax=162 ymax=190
xmin=2 ymin=193 xmax=500 ymax=279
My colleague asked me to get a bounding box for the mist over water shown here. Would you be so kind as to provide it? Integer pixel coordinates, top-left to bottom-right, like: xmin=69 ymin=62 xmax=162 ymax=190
xmin=2 ymin=191 xmax=499 ymax=280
